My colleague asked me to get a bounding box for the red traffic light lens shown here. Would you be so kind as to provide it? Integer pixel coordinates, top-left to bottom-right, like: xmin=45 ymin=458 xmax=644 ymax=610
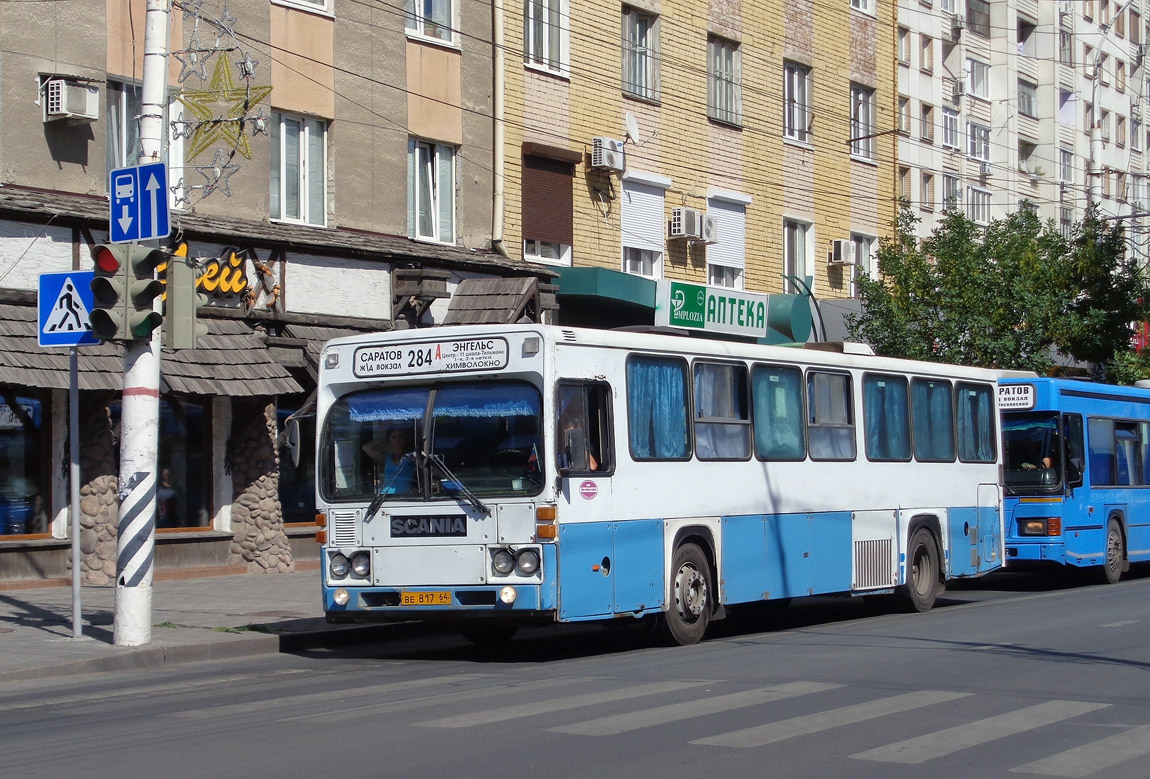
xmin=94 ymin=248 xmax=120 ymax=273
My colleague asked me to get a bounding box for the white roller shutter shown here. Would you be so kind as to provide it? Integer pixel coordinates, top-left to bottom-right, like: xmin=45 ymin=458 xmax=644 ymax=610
xmin=621 ymin=181 xmax=666 ymax=253
xmin=706 ymin=198 xmax=746 ymax=270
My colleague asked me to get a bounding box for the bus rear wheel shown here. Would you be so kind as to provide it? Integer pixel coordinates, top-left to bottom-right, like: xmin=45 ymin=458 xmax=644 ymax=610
xmin=897 ymin=528 xmax=940 ymax=613
xmin=1101 ymin=518 xmax=1125 ymax=585
xmin=658 ymin=543 xmax=712 ymax=646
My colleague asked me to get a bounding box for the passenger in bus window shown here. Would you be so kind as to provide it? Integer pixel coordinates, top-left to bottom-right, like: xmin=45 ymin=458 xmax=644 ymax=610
xmin=363 ymin=428 xmax=416 ymax=493
xmin=559 ymin=400 xmax=599 ymax=472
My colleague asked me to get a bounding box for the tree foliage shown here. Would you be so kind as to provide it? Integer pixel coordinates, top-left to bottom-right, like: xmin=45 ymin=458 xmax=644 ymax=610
xmin=846 ymin=204 xmax=1148 ymax=376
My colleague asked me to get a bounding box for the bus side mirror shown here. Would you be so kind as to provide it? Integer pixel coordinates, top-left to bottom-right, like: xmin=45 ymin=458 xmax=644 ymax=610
xmin=285 ymin=417 xmax=301 ymax=468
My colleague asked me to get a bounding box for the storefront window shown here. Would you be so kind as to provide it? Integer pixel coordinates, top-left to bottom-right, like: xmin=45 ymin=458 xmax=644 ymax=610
xmin=0 ymin=393 xmax=47 ymax=536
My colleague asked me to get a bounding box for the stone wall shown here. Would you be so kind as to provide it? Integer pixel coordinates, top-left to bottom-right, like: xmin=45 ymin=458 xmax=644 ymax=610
xmin=227 ymin=399 xmax=294 ymax=573
xmin=76 ymin=396 xmax=119 ymax=585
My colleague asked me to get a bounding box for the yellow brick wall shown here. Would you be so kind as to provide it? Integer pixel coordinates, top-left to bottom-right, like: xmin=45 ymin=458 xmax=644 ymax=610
xmin=501 ymin=0 xmax=896 ymax=300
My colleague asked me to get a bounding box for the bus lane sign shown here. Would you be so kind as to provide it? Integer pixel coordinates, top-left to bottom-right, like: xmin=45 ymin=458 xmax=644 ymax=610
xmin=354 ymin=337 xmax=510 ymax=377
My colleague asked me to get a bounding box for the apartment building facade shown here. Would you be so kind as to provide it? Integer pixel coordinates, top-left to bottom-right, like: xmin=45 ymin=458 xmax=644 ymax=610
xmin=0 ymin=0 xmax=551 ymax=582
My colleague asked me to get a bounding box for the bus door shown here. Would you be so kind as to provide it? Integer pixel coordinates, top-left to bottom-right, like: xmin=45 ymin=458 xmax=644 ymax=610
xmin=975 ymin=481 xmax=1002 ymax=573
xmin=554 ymin=382 xmax=619 ymax=620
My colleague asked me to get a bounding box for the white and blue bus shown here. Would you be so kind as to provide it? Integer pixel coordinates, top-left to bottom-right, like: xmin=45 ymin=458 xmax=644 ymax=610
xmin=315 ymin=324 xmax=1004 ymax=645
xmin=1000 ymin=376 xmax=1150 ymax=583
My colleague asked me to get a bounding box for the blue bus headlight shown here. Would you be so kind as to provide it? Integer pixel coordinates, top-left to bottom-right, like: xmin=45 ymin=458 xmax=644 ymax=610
xmin=516 ymin=549 xmax=540 ymax=575
xmin=330 ymin=553 xmax=350 ymax=578
xmin=351 ymin=552 xmax=371 ymax=578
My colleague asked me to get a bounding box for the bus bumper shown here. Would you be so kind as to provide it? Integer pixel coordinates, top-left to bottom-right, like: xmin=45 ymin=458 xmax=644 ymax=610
xmin=323 ymin=583 xmax=549 ymax=622
xmin=1005 ymin=542 xmax=1067 ymax=565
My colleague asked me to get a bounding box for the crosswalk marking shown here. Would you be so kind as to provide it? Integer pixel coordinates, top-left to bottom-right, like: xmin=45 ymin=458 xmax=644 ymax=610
xmin=549 ymin=681 xmax=844 ymax=736
xmin=1011 ymin=724 xmax=1150 ymax=777
xmin=170 ymin=674 xmax=493 ymax=719
xmin=418 ymin=680 xmax=712 ymax=729
xmin=852 ymin=700 xmax=1110 ymax=764
xmin=692 ymin=689 xmax=968 ymax=749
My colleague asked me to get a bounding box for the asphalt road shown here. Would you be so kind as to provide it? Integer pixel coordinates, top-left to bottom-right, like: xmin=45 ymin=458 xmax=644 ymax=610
xmin=4 ymin=568 xmax=1150 ymax=779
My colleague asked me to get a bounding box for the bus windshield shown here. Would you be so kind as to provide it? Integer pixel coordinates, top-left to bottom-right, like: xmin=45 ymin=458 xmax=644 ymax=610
xmin=1002 ymin=412 xmax=1062 ymax=492
xmin=319 ymin=380 xmax=545 ymax=502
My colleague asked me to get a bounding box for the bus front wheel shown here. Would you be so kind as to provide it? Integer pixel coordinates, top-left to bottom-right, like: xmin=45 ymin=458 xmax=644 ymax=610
xmin=1102 ymin=518 xmax=1126 ymax=585
xmin=898 ymin=528 xmax=940 ymax=613
xmin=658 ymin=543 xmax=712 ymax=646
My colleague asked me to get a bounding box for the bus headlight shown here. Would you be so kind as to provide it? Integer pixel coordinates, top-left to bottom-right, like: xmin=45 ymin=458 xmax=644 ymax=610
xmin=516 ymin=549 xmax=540 ymax=575
xmin=1019 ymin=517 xmax=1062 ymax=536
xmin=492 ymin=549 xmax=516 ymax=576
xmin=330 ymin=553 xmax=350 ymax=578
xmin=351 ymin=552 xmax=371 ymax=578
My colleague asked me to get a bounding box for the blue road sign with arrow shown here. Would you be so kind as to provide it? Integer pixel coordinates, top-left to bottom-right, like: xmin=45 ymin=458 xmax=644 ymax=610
xmin=109 ymin=161 xmax=171 ymax=244
xmin=38 ymin=270 xmax=99 ymax=347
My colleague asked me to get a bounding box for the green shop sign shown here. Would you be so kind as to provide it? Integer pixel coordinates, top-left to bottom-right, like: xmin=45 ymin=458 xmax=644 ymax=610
xmin=654 ymin=281 xmax=770 ymax=338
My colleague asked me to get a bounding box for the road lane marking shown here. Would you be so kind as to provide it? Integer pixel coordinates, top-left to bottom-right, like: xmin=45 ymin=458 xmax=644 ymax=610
xmin=1100 ymin=620 xmax=1138 ymax=628
xmin=852 ymin=700 xmax=1110 ymax=764
xmin=1011 ymin=724 xmax=1150 ymax=777
xmin=418 ymin=680 xmax=712 ymax=728
xmin=692 ymin=690 xmax=969 ymax=748
xmin=550 ymin=681 xmax=843 ymax=736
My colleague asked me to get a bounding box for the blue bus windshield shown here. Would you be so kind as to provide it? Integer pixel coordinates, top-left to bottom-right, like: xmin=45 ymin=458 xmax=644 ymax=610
xmin=1002 ymin=412 xmax=1061 ymax=492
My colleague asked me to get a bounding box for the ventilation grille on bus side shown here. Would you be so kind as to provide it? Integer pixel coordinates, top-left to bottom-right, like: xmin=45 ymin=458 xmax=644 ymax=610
xmin=330 ymin=510 xmax=358 ymax=547
xmin=561 ymin=330 xmax=578 ymax=341
xmin=854 ymin=538 xmax=894 ymax=589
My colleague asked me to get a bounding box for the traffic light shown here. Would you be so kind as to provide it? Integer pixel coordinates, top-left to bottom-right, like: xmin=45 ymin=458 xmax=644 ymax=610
xmin=89 ymin=244 xmax=130 ymax=341
xmin=87 ymin=244 xmax=166 ymax=342
xmin=163 ymin=254 xmax=208 ymax=350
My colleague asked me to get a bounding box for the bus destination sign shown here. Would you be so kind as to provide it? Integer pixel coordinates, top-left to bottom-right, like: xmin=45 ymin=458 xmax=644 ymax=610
xmin=354 ymin=337 xmax=509 ymax=378
xmin=998 ymin=383 xmax=1035 ymax=410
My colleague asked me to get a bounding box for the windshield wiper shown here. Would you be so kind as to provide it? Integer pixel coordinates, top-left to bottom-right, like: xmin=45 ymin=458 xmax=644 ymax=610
xmin=426 ymin=454 xmax=490 ymax=516
xmin=363 ymin=452 xmax=416 ymax=523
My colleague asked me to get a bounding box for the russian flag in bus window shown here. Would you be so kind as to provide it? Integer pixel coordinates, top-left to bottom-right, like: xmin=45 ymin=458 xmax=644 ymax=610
xmin=527 ymin=443 xmax=539 ymax=472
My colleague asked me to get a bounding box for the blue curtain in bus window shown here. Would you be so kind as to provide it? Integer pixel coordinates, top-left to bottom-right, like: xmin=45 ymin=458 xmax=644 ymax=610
xmin=432 ymin=384 xmax=540 ymax=418
xmin=346 ymin=388 xmax=431 ymax=422
xmin=911 ymin=379 xmax=955 ymax=461
xmin=957 ymin=384 xmax=994 ymax=462
xmin=627 ymin=356 xmax=689 ymax=459
xmin=807 ymin=372 xmax=855 ymax=460
xmin=1115 ymin=426 xmax=1138 ymax=485
xmin=752 ymin=365 xmax=805 ymax=460
xmin=863 ymin=375 xmax=910 ymax=461
xmin=694 ymin=363 xmax=750 ymax=460
xmin=1088 ymin=418 xmax=1115 ymax=486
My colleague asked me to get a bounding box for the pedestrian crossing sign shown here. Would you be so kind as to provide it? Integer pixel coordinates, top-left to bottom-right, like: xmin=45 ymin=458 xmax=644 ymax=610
xmin=38 ymin=270 xmax=99 ymax=348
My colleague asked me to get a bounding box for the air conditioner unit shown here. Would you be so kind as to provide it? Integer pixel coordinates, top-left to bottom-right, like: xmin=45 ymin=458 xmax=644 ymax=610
xmin=694 ymin=214 xmax=718 ymax=244
xmin=591 ymin=136 xmax=625 ymax=172
xmin=1058 ymin=1 xmax=1073 ymax=19
xmin=979 ymin=161 xmax=992 ymax=179
xmin=952 ymin=79 xmax=966 ymax=100
xmin=43 ymin=78 xmax=99 ymax=121
xmin=669 ymin=207 xmax=702 ymax=239
xmin=951 ymin=13 xmax=965 ymax=40
xmin=828 ymin=239 xmax=856 ymax=266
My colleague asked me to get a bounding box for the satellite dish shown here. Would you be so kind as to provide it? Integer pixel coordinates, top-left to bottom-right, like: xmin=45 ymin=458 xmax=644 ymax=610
xmin=624 ymin=111 xmax=641 ymax=145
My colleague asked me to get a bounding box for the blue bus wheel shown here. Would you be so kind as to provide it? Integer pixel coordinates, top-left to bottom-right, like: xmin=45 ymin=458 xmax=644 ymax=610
xmin=658 ymin=543 xmax=712 ymax=646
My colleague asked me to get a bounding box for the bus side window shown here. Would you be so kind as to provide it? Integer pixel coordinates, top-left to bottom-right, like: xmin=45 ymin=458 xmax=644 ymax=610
xmin=1065 ymin=414 xmax=1085 ymax=487
xmin=807 ymin=371 xmax=855 ymax=461
xmin=558 ymin=383 xmax=613 ymax=474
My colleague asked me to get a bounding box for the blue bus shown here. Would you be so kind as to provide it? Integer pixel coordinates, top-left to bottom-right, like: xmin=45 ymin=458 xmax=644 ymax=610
xmin=1000 ymin=377 xmax=1150 ymax=583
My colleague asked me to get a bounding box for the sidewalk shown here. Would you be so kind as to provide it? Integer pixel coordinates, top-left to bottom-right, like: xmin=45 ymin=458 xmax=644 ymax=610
xmin=0 ymin=568 xmax=394 ymax=683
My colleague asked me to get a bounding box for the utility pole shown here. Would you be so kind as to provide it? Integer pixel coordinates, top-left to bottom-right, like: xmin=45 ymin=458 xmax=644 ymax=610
xmin=113 ymin=0 xmax=170 ymax=647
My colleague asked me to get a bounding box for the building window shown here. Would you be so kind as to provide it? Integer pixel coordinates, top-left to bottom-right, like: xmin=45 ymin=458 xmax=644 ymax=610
xmin=522 ymin=154 xmax=574 ymax=265
xmin=783 ymin=62 xmax=812 ymax=143
xmin=941 ymin=0 xmax=955 ymax=13
xmin=1085 ymin=102 xmax=1094 ymax=135
xmin=706 ymin=195 xmax=748 ymax=290
xmin=1018 ymin=80 xmax=1038 ymax=118
xmin=622 ymin=6 xmax=659 ymax=101
xmin=943 ymin=174 xmax=961 ymax=209
xmin=525 ymin=0 xmax=569 ymax=74
xmin=850 ymin=84 xmax=876 ymax=159
xmin=967 ymin=59 xmax=989 ymax=99
xmin=899 ymin=97 xmax=911 ymax=134
xmin=942 ymin=107 xmax=960 ymax=148
xmin=850 ymin=233 xmax=875 ymax=298
xmin=1061 ymin=207 xmax=1073 ymax=239
xmin=898 ymin=28 xmax=911 ymax=63
xmin=851 ymin=0 xmax=874 ymax=14
xmin=967 ymin=186 xmax=991 ymax=225
xmin=407 ymin=138 xmax=455 ymax=243
xmin=621 ymin=178 xmax=665 ymax=279
xmin=1131 ymin=11 xmax=1141 ymax=44
xmin=921 ymin=103 xmax=935 ymax=142
xmin=967 ymin=121 xmax=990 ymax=161
xmin=921 ymin=35 xmax=934 ymax=72
xmin=405 ymin=0 xmax=454 ymax=43
xmin=270 ymin=112 xmax=327 ymax=226
xmin=1019 ymin=140 xmax=1038 ymax=177
xmin=1118 ymin=115 xmax=1128 ymax=147
xmin=107 ymin=81 xmax=142 ymax=170
xmin=921 ymin=171 xmax=935 ymax=211
xmin=1061 ymin=148 xmax=1074 ymax=183
xmin=783 ymin=219 xmax=810 ymax=293
xmin=967 ymin=0 xmax=990 ymax=37
xmin=899 ymin=166 xmax=912 ymax=200
xmin=1134 ymin=119 xmax=1142 ymax=152
xmin=1059 ymin=30 xmax=1074 ymax=65
xmin=1058 ymin=89 xmax=1075 ymax=124
xmin=1018 ymin=17 xmax=1036 ymax=56
xmin=708 ymin=36 xmax=741 ymax=126
xmin=1101 ymin=109 xmax=1111 ymax=141
xmin=1117 ymin=8 xmax=1126 ymax=37
xmin=1118 ymin=171 xmax=1128 ymax=200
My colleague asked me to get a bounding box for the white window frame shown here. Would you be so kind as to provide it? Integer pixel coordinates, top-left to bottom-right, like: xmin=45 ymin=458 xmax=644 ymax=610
xmin=966 ymin=58 xmax=989 ymax=99
xmin=967 ymin=186 xmax=991 ymax=225
xmin=921 ymin=35 xmax=934 ymax=72
xmin=1018 ymin=80 xmax=1038 ymax=118
xmin=783 ymin=218 xmax=812 ymax=294
xmin=967 ymin=121 xmax=991 ymax=161
xmin=270 ymin=111 xmax=328 ymax=227
xmin=523 ymin=239 xmax=572 ymax=266
xmin=1134 ymin=119 xmax=1143 ymax=153
xmin=943 ymin=174 xmax=961 ymax=209
xmin=898 ymin=28 xmax=911 ymax=63
xmin=899 ymin=97 xmax=911 ymax=134
xmin=621 ymin=172 xmax=669 ymax=280
xmin=622 ymin=6 xmax=659 ymax=101
xmin=1060 ymin=148 xmax=1074 ymax=183
xmin=850 ymin=233 xmax=875 ymax=298
xmin=706 ymin=190 xmax=749 ymax=290
xmin=708 ymin=36 xmax=742 ymax=126
xmin=783 ymin=62 xmax=812 ymax=144
xmin=851 ymin=0 xmax=875 ymax=16
xmin=408 ymin=138 xmax=456 ymax=244
xmin=273 ymin=0 xmax=332 ymax=13
xmin=921 ymin=171 xmax=935 ymax=211
xmin=406 ymin=0 xmax=455 ymax=44
xmin=921 ymin=103 xmax=935 ymax=142
xmin=942 ymin=107 xmax=960 ymax=148
xmin=525 ymin=0 xmax=570 ymax=76
xmin=850 ymin=84 xmax=876 ymax=160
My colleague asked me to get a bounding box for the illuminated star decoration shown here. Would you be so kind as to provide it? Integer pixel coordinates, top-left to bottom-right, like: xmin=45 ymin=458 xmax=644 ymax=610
xmin=196 ymin=148 xmax=240 ymax=198
xmin=173 ymin=29 xmax=216 ymax=83
xmin=176 ymin=52 xmax=272 ymax=161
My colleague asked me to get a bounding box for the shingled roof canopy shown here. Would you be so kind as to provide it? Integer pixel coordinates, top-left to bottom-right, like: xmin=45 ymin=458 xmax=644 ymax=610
xmin=0 ymin=303 xmax=302 ymax=396
xmin=443 ymin=277 xmax=554 ymax=325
